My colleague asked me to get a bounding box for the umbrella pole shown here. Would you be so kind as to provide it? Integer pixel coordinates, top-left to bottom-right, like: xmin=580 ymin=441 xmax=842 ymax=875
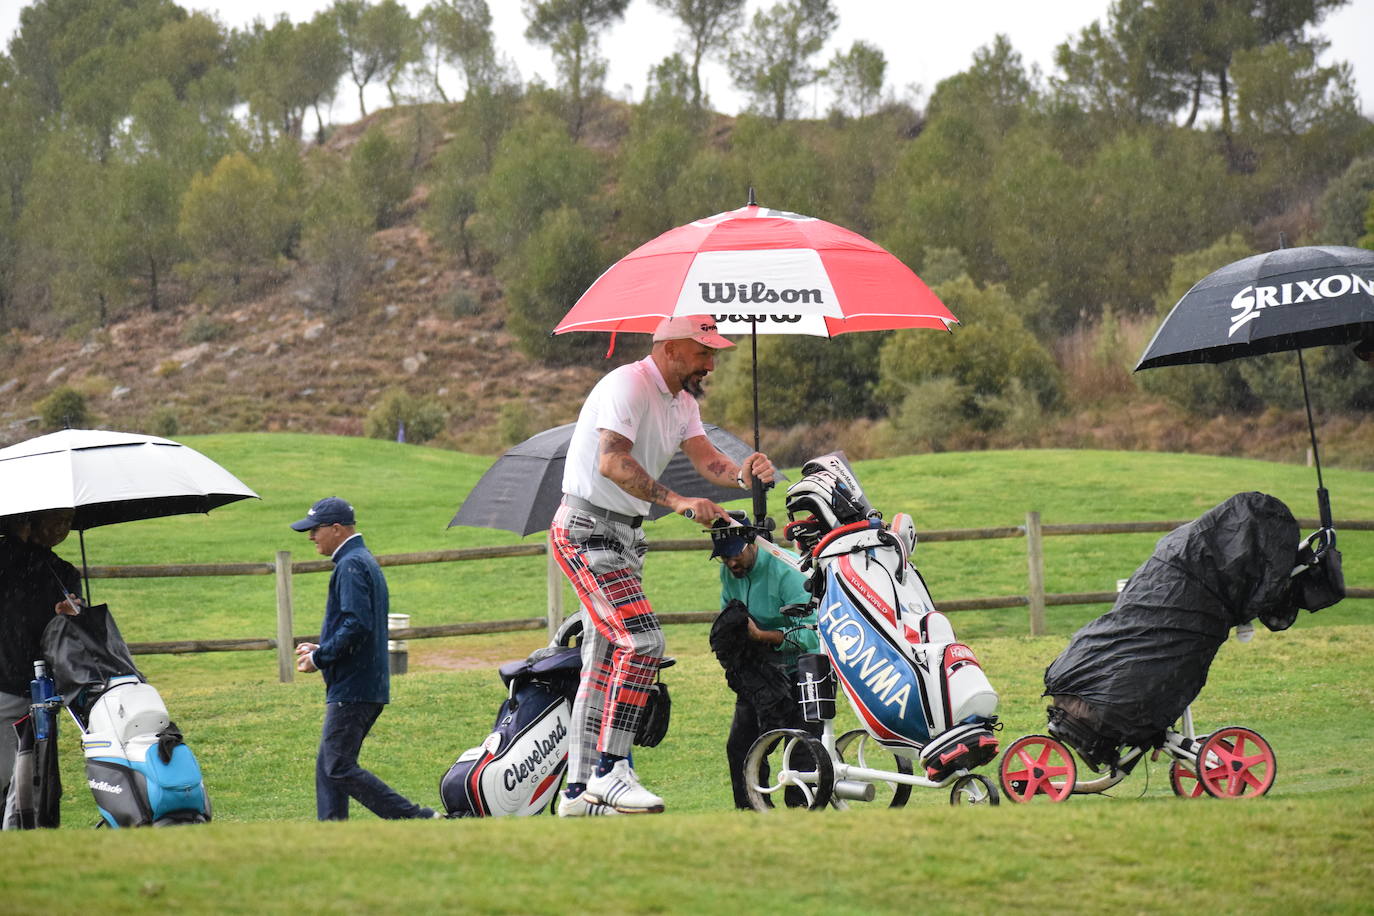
xmin=79 ymin=529 xmax=91 ymax=605
xmin=1296 ymin=349 xmax=1333 ymax=530
xmin=749 ymin=322 xmax=768 ymax=526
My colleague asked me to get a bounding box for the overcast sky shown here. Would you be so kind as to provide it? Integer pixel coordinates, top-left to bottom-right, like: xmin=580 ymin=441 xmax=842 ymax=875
xmin=3 ymin=0 xmax=1372 ymax=122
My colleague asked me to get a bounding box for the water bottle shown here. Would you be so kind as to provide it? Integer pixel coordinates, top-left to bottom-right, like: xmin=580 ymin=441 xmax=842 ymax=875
xmin=30 ymin=660 xmax=56 ymax=741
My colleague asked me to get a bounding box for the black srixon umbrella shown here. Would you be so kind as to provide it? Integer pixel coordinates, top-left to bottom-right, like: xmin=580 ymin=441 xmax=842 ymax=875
xmin=1136 ymin=244 xmax=1374 ymax=528
xmin=449 ymin=423 xmax=786 ymax=537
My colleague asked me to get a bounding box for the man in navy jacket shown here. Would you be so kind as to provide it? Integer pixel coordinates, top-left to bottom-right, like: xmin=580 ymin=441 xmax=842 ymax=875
xmin=291 ymin=497 xmax=435 ymax=821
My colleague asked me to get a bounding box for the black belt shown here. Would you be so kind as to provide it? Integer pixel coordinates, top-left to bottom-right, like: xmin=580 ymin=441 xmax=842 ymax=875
xmin=563 ymin=494 xmax=643 ymax=528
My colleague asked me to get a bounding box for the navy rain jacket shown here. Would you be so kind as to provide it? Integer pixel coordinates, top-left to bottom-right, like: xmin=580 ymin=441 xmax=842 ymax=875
xmin=315 ymin=535 xmax=390 ymax=704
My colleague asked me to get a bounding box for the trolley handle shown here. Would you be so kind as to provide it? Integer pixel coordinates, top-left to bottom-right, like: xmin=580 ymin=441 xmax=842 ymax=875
xmin=1291 ymin=526 xmax=1336 ymax=578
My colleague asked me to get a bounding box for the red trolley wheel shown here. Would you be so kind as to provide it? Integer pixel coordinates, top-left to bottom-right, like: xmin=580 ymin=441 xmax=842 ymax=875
xmin=1196 ymin=726 xmax=1276 ymax=799
xmin=1169 ymin=760 xmax=1205 ymax=798
xmin=999 ymin=734 xmax=1076 ymax=803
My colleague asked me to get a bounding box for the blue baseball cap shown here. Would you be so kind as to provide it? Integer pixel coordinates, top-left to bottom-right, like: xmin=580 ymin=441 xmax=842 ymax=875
xmin=710 ymin=531 xmax=749 ymax=559
xmin=709 ymin=511 xmax=753 ymax=559
xmin=290 ymin=497 xmax=355 ymax=531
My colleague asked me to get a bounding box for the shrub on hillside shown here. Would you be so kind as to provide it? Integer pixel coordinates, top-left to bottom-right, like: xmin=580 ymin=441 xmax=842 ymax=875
xmin=502 ymin=207 xmax=607 ymax=366
xmin=876 ymin=275 xmax=1063 ymax=429
xmin=149 ymin=407 xmax=180 ymax=437
xmin=475 ymin=111 xmax=602 ymax=256
xmin=365 ymin=388 xmax=447 ymax=444
xmin=1137 ymin=234 xmax=1257 ymax=414
xmin=301 ymin=179 xmax=373 ymax=313
xmin=39 ymin=386 xmax=92 ymax=430
xmin=875 ymin=376 xmax=970 ymax=454
xmin=706 ymin=333 xmax=889 ymax=431
xmin=184 ymin=315 xmax=230 ymax=343
xmin=178 ymin=152 xmax=294 ymax=289
xmin=348 ymin=127 xmax=413 ymax=229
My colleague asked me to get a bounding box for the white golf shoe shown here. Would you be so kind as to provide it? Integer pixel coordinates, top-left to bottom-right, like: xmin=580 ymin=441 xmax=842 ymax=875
xmin=583 ymin=759 xmax=665 ymax=814
xmin=556 ymin=790 xmax=621 ymax=817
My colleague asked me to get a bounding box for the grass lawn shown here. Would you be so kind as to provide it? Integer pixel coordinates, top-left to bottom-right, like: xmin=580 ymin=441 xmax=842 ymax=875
xmin=2 ymin=435 xmax=1371 ymax=913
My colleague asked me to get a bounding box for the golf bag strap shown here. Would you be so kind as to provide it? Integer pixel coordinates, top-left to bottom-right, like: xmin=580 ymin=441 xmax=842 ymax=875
xmin=811 ymin=520 xmax=882 ymax=558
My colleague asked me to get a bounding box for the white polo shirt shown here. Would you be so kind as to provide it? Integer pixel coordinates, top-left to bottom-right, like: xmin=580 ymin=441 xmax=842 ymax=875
xmin=562 ymin=355 xmax=706 ymax=517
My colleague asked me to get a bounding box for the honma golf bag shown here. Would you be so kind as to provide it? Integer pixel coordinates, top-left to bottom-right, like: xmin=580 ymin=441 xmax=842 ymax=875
xmin=785 ymin=456 xmax=1000 ymax=779
xmin=1042 ymin=491 xmax=1341 ymax=766
xmin=41 ymin=605 xmax=211 ymax=827
xmin=440 ymin=612 xmax=670 ymax=817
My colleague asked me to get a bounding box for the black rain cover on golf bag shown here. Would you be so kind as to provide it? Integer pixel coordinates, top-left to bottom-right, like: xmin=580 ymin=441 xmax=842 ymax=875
xmin=1043 ymin=491 xmax=1305 ymax=749
xmin=40 ymin=604 xmax=142 ymax=710
xmin=440 ymin=647 xmax=582 ymax=817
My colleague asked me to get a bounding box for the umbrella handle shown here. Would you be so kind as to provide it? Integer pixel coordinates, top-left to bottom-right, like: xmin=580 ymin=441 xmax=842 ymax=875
xmin=751 ymin=478 xmax=768 ymax=527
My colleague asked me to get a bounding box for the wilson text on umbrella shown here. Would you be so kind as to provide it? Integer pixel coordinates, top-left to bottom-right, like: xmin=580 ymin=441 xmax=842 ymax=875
xmin=699 ymin=282 xmax=823 ymax=305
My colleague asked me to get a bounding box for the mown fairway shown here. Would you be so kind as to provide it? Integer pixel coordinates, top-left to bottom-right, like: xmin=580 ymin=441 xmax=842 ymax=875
xmin=2 ymin=435 xmax=1370 ymax=914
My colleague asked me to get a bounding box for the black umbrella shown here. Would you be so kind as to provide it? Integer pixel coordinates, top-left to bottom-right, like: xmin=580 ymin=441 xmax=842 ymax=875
xmin=1135 ymin=244 xmax=1374 ymax=528
xmin=449 ymin=423 xmax=786 ymax=537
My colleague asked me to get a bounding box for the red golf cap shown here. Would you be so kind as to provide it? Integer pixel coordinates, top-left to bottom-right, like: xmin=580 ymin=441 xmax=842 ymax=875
xmin=652 ymin=315 xmax=734 ymax=349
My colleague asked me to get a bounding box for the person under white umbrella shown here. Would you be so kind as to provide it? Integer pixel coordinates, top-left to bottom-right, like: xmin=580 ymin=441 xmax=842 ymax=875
xmin=1 ymin=509 xmax=85 ymax=828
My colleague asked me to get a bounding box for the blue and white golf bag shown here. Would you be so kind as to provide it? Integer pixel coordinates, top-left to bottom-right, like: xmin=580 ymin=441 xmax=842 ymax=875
xmin=42 ymin=606 xmax=210 ymax=827
xmin=785 ymin=456 xmax=1000 ymax=779
xmin=80 ymin=675 xmax=211 ymax=827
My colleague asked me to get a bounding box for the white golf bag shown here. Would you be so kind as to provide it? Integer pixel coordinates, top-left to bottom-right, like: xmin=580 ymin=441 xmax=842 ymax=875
xmin=785 ymin=455 xmax=1000 ymax=778
xmin=81 ymin=675 xmax=211 ymax=827
xmin=42 ymin=606 xmax=210 ymax=827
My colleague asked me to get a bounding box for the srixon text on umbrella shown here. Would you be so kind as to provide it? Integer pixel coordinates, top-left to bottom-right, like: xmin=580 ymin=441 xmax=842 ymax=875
xmin=1230 ymin=273 xmax=1374 ymax=337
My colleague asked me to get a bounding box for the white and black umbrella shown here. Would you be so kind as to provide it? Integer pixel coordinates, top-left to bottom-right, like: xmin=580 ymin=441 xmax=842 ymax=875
xmin=1136 ymin=244 xmax=1374 ymax=528
xmin=449 ymin=423 xmax=786 ymax=537
xmin=0 ymin=428 xmax=259 ymax=597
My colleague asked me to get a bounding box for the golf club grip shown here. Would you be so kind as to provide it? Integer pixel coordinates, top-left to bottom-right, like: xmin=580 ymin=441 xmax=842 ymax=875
xmin=751 ymin=477 xmax=767 ymax=525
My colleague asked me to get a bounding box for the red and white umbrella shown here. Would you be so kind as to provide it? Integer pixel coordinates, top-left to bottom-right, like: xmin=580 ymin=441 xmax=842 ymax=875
xmin=553 ymin=192 xmax=956 ymax=523
xmin=553 ymin=195 xmax=957 ymax=340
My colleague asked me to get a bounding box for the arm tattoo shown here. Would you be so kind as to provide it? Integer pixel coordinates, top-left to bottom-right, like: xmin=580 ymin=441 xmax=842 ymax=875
xmin=599 ymin=430 xmax=674 ymax=505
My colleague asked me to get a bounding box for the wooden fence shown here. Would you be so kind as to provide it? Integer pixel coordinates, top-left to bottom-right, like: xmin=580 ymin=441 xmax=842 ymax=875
xmin=89 ymin=515 xmax=1372 ymax=683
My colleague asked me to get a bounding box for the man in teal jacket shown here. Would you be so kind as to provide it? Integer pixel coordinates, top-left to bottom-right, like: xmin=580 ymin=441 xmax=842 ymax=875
xmin=710 ymin=518 xmax=820 ymax=808
xmin=291 ymin=497 xmax=436 ymax=821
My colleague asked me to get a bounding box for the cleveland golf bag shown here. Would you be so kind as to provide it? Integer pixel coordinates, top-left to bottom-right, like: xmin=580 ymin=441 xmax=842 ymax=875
xmin=41 ymin=605 xmax=210 ymax=827
xmin=440 ymin=613 xmax=670 ymax=817
xmin=785 ymin=455 xmax=1000 ymax=779
xmin=440 ymin=644 xmax=581 ymax=817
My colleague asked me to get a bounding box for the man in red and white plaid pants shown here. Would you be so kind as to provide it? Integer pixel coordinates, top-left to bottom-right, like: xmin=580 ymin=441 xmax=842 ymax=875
xmin=551 ymin=315 xmax=776 ymax=816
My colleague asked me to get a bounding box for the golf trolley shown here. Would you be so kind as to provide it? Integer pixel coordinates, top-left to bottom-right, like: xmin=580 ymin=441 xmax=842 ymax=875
xmin=742 ymin=635 xmax=1003 ymax=810
xmin=740 ymin=456 xmax=1003 ymax=811
xmin=999 ymin=493 xmax=1342 ymax=804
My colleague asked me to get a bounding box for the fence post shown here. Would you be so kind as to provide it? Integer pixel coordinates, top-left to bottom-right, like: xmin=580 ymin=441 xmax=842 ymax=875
xmin=546 ymin=531 xmax=565 ymax=640
xmin=275 ymin=550 xmax=294 ymax=683
xmin=1026 ymin=511 xmax=1046 ymax=636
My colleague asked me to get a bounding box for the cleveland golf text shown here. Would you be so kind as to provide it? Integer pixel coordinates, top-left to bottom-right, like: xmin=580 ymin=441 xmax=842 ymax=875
xmin=502 ymin=720 xmax=567 ymax=792
xmin=1230 ymin=272 xmax=1374 ymax=336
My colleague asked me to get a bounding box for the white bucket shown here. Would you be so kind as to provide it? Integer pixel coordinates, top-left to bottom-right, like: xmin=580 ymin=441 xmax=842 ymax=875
xmin=388 ymin=613 xmax=410 ymax=674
